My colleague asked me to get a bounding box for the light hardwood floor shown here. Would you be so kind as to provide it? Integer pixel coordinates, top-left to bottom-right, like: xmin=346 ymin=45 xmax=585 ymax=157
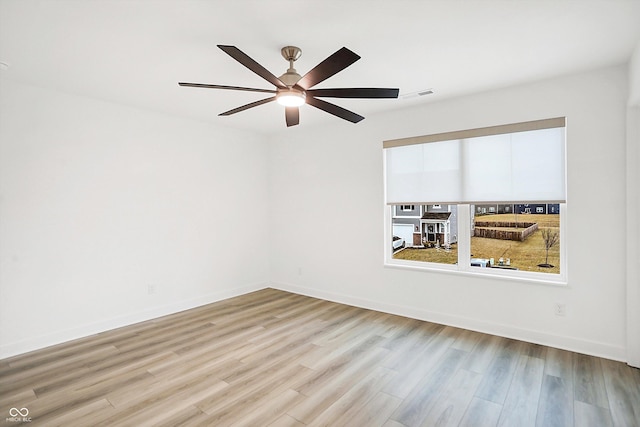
xmin=1 ymin=288 xmax=639 ymax=426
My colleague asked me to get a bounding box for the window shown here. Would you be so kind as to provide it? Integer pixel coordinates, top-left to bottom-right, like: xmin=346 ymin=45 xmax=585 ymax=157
xmin=384 ymin=118 xmax=566 ymax=283
xmin=401 ymin=205 xmax=415 ymax=211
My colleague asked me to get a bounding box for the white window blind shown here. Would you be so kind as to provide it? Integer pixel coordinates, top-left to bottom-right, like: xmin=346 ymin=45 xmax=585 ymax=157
xmin=384 ymin=118 xmax=566 ymax=205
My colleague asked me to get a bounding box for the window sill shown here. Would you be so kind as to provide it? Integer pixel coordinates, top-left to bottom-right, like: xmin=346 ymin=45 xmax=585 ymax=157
xmin=384 ymin=259 xmax=568 ymax=287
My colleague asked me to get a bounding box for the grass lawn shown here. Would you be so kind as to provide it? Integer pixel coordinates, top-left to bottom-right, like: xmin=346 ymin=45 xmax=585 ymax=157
xmin=393 ymin=213 xmax=560 ymax=274
xmin=485 ymin=213 xmax=559 ymax=228
xmin=394 ymin=245 xmax=458 ymax=265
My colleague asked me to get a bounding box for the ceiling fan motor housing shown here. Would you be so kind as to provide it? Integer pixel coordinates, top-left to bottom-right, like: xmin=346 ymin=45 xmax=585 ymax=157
xmin=279 ymin=70 xmax=302 ymax=87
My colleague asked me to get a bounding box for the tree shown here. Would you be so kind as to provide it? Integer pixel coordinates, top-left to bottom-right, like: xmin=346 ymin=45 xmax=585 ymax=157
xmin=540 ymin=228 xmax=559 ymax=267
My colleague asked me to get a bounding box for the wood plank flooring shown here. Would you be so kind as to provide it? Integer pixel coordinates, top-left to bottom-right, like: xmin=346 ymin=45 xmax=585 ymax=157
xmin=1 ymin=288 xmax=639 ymax=426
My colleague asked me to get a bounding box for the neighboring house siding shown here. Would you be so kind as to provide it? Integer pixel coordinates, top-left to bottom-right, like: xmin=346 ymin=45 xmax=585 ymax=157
xmin=394 ymin=205 xmax=421 ymax=217
xmin=514 ymin=203 xmax=547 ymax=214
xmin=547 ymin=203 xmax=560 ymax=214
xmin=449 ymin=206 xmax=458 ymax=243
xmin=475 ymin=203 xmax=560 ymax=215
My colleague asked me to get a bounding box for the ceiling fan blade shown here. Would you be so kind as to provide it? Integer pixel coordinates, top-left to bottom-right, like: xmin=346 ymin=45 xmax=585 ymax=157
xmin=219 ymin=96 xmax=276 ymax=116
xmin=306 ymin=97 xmax=364 ymax=123
xmin=295 ymin=47 xmax=361 ymax=90
xmin=307 ymin=88 xmax=399 ymax=98
xmin=285 ymin=107 xmax=300 ymax=127
xmin=217 ymin=45 xmax=287 ymax=89
xmin=179 ymin=82 xmax=276 ymax=94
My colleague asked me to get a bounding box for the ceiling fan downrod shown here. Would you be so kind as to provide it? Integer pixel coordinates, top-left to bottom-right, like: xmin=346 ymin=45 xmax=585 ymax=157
xmin=279 ymin=46 xmax=302 ymax=87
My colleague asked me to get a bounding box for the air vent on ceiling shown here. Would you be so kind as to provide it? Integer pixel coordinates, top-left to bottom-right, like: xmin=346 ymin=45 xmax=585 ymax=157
xmin=400 ymin=88 xmax=434 ymax=99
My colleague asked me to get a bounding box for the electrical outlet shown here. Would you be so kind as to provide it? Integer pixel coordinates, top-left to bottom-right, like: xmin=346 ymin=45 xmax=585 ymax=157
xmin=554 ymin=303 xmax=566 ymax=317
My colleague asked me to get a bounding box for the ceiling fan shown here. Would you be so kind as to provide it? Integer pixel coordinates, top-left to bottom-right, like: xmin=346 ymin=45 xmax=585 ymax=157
xmin=179 ymin=45 xmax=399 ymax=127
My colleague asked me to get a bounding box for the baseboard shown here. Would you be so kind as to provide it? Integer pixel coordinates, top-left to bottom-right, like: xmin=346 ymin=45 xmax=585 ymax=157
xmin=0 ymin=282 xmax=269 ymax=359
xmin=4 ymin=281 xmax=626 ymax=363
xmin=269 ymin=281 xmax=626 ymax=363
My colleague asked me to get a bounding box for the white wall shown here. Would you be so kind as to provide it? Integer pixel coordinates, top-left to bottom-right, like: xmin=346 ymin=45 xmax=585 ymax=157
xmin=0 ymin=79 xmax=270 ymax=358
xmin=269 ymin=65 xmax=630 ymax=361
xmin=626 ymin=40 xmax=640 ymax=367
xmin=627 ymin=105 xmax=640 ymax=367
xmin=628 ymin=40 xmax=640 ymax=106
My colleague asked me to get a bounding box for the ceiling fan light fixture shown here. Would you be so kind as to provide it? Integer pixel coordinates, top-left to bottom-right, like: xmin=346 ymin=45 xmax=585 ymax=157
xmin=276 ymin=89 xmax=306 ymax=107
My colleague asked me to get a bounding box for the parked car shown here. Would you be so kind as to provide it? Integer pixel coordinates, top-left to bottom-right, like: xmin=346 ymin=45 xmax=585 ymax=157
xmin=470 ymin=258 xmax=490 ymax=267
xmin=392 ymin=236 xmax=405 ymax=251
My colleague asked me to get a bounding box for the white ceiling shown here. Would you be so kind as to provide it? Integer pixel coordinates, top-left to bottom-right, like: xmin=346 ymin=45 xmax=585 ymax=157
xmin=1 ymin=0 xmax=639 ymax=135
